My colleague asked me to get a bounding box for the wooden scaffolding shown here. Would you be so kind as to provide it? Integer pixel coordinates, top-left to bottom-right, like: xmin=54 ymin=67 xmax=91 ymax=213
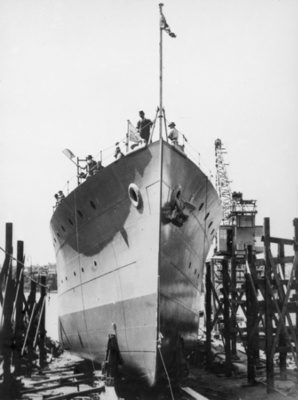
xmin=205 ymin=217 xmax=298 ymax=393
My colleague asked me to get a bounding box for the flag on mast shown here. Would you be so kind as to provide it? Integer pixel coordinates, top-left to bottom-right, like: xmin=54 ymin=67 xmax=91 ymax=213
xmin=159 ymin=4 xmax=176 ymax=38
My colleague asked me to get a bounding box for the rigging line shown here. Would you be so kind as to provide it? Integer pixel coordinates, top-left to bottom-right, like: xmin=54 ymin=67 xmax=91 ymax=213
xmin=0 ymin=247 xmax=48 ymax=288
xmin=73 ymin=188 xmax=96 ymax=372
xmin=157 ymin=345 xmax=175 ymax=400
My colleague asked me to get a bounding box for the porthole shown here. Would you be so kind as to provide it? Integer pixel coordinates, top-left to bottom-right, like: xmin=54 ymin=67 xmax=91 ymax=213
xmin=194 ymin=269 xmax=197 ymax=275
xmin=199 ymin=203 xmax=204 ymax=211
xmin=54 ymin=238 xmax=57 ymax=243
xmin=94 ymin=261 xmax=97 ymax=266
xmin=74 ymin=272 xmax=76 ymax=276
xmin=211 ymin=229 xmax=215 ymax=235
xmin=208 ymin=221 xmax=213 ymax=228
xmin=61 ymin=225 xmax=66 ymax=232
xmin=68 ymin=218 xmax=74 ymax=225
xmin=90 ymin=201 xmax=96 ymax=209
xmin=57 ymin=232 xmax=60 ymax=238
xmin=189 ymin=262 xmax=192 ymax=269
xmin=77 ymin=210 xmax=83 ymax=218
xmin=204 ymin=212 xmax=210 ymax=220
xmin=128 ymin=183 xmax=142 ymax=208
xmin=65 ymin=277 xmax=68 ymax=281
xmin=82 ymin=268 xmax=84 ymax=272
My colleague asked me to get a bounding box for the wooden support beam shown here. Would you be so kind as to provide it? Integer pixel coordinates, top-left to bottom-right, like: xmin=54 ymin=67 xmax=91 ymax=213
xmin=230 ymin=257 xmax=237 ymax=357
xmin=246 ymin=245 xmax=259 ymax=384
xmin=261 ymin=236 xmax=294 ymax=246
xmin=20 ymin=377 xmax=95 ymax=395
xmin=277 ymin=241 xmax=287 ymax=380
xmin=1 ymin=223 xmax=15 ymax=395
xmin=205 ymin=261 xmax=212 ymax=368
xmin=13 ymin=240 xmax=25 ymax=376
xmin=26 ymin=278 xmax=37 ymax=376
xmin=264 ymin=218 xmax=274 ymax=393
xmin=39 ymin=274 xmax=47 ymax=369
xmin=222 ymin=259 xmax=232 ymax=376
xmin=45 ymin=384 xmax=105 ymax=400
xmin=294 ymin=218 xmax=298 ymax=339
xmin=27 ymin=372 xmax=88 ymax=387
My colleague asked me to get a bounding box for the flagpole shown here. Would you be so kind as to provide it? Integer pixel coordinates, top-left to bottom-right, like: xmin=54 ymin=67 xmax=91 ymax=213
xmin=159 ymin=3 xmax=163 ymax=139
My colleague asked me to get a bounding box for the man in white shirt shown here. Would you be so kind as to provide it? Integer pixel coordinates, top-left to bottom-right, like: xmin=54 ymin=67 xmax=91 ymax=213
xmin=168 ymin=122 xmax=178 ymax=145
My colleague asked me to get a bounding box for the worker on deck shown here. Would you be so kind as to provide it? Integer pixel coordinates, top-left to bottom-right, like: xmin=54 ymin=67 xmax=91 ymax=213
xmin=57 ymin=191 xmax=65 ymax=202
xmin=54 ymin=193 xmax=59 ymax=206
xmin=94 ymin=160 xmax=104 ymax=173
xmin=114 ymin=143 xmax=124 ymax=161
xmin=168 ymin=122 xmax=178 ymax=145
xmin=136 ymin=111 xmax=153 ymax=144
xmin=83 ymin=155 xmax=97 ymax=177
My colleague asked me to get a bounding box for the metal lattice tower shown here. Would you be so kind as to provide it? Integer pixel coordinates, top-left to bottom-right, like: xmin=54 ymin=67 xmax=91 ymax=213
xmin=215 ymin=139 xmax=233 ymax=225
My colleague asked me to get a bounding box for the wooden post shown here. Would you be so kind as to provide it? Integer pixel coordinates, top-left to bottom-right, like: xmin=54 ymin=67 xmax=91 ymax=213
xmin=264 ymin=218 xmax=274 ymax=393
xmin=205 ymin=261 xmax=212 ymax=367
xmin=277 ymin=241 xmax=287 ymax=380
xmin=294 ymin=219 xmax=298 ymax=339
xmin=246 ymin=245 xmax=258 ymax=383
xmin=2 ymin=223 xmax=14 ymax=394
xmin=249 ymin=247 xmax=260 ymax=366
xmin=222 ymin=258 xmax=232 ymax=376
xmin=230 ymin=257 xmax=237 ymax=357
xmin=27 ymin=278 xmax=36 ymax=376
xmin=13 ymin=240 xmax=25 ymax=376
xmin=39 ymin=274 xmax=47 ymax=369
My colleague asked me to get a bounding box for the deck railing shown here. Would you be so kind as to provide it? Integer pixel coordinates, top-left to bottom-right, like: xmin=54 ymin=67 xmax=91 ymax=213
xmin=54 ymin=129 xmax=215 ymax=210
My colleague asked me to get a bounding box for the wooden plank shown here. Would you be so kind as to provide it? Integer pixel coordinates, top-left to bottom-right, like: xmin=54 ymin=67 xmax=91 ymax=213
xmin=21 ymin=377 xmax=95 ymax=394
xmin=45 ymin=384 xmax=105 ymax=400
xmin=261 ymin=235 xmax=294 ymax=245
xmin=28 ymin=373 xmax=87 ymax=386
xmin=181 ymin=387 xmax=210 ymax=400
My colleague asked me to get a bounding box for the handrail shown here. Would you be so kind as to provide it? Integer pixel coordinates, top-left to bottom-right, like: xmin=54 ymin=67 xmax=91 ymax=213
xmin=53 ymin=129 xmax=215 ymax=210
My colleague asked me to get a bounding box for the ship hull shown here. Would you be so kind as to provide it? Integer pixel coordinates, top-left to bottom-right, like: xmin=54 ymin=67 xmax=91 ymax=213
xmin=50 ymin=140 xmax=222 ymax=386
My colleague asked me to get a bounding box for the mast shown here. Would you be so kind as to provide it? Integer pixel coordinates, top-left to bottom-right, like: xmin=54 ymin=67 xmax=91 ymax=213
xmin=158 ymin=3 xmax=176 ymax=140
xmin=159 ymin=3 xmax=163 ymax=139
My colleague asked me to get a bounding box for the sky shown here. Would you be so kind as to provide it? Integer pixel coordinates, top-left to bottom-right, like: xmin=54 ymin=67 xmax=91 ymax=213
xmin=0 ymin=0 xmax=298 ymax=265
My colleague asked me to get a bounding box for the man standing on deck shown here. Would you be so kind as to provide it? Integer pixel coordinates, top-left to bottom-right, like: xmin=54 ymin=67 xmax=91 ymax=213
xmin=136 ymin=110 xmax=153 ymax=143
xmin=168 ymin=122 xmax=179 ymax=145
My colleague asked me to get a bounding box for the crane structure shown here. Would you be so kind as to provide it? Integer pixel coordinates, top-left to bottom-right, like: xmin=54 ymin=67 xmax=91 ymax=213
xmin=215 ymin=138 xmax=257 ymax=226
xmin=214 ymin=138 xmax=233 ymax=225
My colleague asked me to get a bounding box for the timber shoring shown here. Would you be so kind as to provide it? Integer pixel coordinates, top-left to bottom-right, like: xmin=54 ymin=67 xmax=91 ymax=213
xmin=0 ymin=222 xmax=50 ymax=398
xmin=206 ymin=217 xmax=298 ymax=394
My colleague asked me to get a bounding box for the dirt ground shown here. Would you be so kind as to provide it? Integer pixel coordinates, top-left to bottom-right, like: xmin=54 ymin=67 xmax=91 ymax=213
xmin=14 ymin=349 xmax=298 ymax=400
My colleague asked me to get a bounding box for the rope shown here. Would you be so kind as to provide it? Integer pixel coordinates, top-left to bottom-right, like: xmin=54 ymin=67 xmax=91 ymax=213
xmin=0 ymin=246 xmax=48 ymax=288
xmin=157 ymin=345 xmax=175 ymax=400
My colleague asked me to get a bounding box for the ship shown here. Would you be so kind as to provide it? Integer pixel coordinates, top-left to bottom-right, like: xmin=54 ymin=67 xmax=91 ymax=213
xmin=49 ymin=4 xmax=222 ymax=387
